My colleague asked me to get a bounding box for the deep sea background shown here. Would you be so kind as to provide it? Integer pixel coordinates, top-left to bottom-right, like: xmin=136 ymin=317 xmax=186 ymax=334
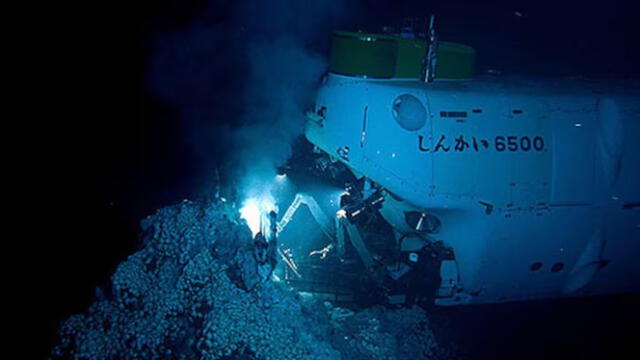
xmin=38 ymin=0 xmax=638 ymax=358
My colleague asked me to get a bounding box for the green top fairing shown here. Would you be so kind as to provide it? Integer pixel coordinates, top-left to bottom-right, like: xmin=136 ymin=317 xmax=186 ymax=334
xmin=329 ymin=31 xmax=475 ymax=79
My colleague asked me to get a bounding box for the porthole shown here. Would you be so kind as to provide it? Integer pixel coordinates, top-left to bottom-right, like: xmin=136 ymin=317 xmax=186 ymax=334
xmin=392 ymin=94 xmax=427 ymax=131
xmin=551 ymin=262 xmax=564 ymax=273
xmin=530 ymin=262 xmax=543 ymax=271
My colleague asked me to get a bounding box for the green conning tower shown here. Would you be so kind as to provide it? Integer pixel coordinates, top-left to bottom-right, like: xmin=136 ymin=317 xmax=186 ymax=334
xmin=329 ymin=30 xmax=476 ymax=80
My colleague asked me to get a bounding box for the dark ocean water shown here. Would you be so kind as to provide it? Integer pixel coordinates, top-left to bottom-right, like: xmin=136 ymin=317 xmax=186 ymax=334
xmin=428 ymin=294 xmax=640 ymax=359
xmin=40 ymin=0 xmax=638 ymax=358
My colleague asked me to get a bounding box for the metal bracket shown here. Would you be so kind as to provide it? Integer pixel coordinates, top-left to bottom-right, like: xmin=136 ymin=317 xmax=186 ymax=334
xmin=305 ymin=106 xmax=326 ymax=126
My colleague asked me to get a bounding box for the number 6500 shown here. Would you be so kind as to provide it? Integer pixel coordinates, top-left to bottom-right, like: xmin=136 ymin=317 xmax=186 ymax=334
xmin=495 ymin=136 xmax=544 ymax=152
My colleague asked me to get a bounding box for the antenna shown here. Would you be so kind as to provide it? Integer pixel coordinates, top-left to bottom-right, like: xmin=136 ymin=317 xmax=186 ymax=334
xmin=424 ymin=15 xmax=438 ymax=82
xmin=214 ymin=167 xmax=220 ymax=199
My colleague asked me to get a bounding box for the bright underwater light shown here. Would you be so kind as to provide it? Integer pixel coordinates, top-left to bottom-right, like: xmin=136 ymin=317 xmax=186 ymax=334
xmin=239 ymin=195 xmax=277 ymax=237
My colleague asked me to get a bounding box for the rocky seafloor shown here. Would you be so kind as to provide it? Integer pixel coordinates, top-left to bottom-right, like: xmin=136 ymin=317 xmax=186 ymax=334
xmin=50 ymin=199 xmax=449 ymax=360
